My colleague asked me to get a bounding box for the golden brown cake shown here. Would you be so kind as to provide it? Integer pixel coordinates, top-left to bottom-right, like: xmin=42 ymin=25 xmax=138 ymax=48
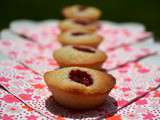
xmin=62 ymin=5 xmax=101 ymax=21
xmin=58 ymin=29 xmax=103 ymax=48
xmin=59 ymin=19 xmax=100 ymax=32
xmin=53 ymin=45 xmax=107 ymax=69
xmin=44 ymin=67 xmax=116 ymax=109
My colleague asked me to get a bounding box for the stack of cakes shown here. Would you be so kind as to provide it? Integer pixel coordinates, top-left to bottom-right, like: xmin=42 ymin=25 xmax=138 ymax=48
xmin=44 ymin=5 xmax=116 ymax=109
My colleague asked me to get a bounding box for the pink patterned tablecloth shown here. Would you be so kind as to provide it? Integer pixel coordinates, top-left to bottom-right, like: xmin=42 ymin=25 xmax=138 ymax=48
xmin=0 ymin=20 xmax=159 ymax=120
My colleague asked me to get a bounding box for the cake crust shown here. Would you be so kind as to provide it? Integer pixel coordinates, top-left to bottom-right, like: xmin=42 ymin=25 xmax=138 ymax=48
xmin=58 ymin=29 xmax=103 ymax=48
xmin=62 ymin=5 xmax=102 ymax=21
xmin=53 ymin=45 xmax=107 ymax=69
xmin=44 ymin=67 xmax=116 ymax=109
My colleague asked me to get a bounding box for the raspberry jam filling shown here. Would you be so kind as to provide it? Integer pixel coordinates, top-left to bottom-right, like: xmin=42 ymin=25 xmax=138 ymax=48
xmin=72 ymin=32 xmax=86 ymax=36
xmin=73 ymin=46 xmax=95 ymax=53
xmin=69 ymin=70 xmax=93 ymax=86
xmin=74 ymin=20 xmax=89 ymax=26
xmin=78 ymin=5 xmax=87 ymax=11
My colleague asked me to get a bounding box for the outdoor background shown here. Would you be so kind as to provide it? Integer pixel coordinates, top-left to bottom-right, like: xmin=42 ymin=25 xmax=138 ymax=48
xmin=1 ymin=0 xmax=160 ymax=40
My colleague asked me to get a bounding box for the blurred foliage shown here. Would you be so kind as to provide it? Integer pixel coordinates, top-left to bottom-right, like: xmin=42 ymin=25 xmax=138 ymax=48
xmin=0 ymin=0 xmax=160 ymax=39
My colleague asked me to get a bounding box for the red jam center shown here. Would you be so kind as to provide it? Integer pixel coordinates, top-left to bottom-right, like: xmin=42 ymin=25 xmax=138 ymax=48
xmin=72 ymin=32 xmax=86 ymax=36
xmin=78 ymin=5 xmax=87 ymax=11
xmin=73 ymin=46 xmax=95 ymax=53
xmin=69 ymin=70 xmax=93 ymax=86
xmin=74 ymin=20 xmax=89 ymax=26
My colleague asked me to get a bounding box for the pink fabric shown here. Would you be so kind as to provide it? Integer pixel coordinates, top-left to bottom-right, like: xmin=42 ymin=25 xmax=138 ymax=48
xmin=0 ymin=88 xmax=46 ymax=119
xmin=116 ymin=88 xmax=160 ymax=120
xmin=0 ymin=59 xmax=159 ymax=119
xmin=0 ymin=39 xmax=155 ymax=74
xmin=0 ymin=21 xmax=159 ymax=119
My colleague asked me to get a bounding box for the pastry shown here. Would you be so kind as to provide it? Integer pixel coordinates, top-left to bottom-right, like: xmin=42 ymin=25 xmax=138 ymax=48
xmin=44 ymin=67 xmax=116 ymax=109
xmin=59 ymin=19 xmax=100 ymax=32
xmin=53 ymin=45 xmax=107 ymax=69
xmin=58 ymin=29 xmax=103 ymax=48
xmin=62 ymin=5 xmax=101 ymax=21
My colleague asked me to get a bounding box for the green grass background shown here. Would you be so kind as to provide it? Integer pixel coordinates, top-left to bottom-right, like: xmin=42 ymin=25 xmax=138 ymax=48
xmin=1 ymin=0 xmax=160 ymax=40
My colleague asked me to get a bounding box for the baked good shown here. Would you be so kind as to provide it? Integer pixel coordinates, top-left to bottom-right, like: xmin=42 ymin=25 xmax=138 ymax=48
xmin=62 ymin=5 xmax=101 ymax=21
xmin=53 ymin=45 xmax=107 ymax=69
xmin=58 ymin=29 xmax=103 ymax=48
xmin=59 ymin=19 xmax=100 ymax=32
xmin=44 ymin=67 xmax=116 ymax=109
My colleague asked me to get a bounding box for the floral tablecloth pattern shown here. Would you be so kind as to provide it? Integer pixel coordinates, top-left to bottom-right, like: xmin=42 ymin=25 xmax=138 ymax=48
xmin=0 ymin=20 xmax=159 ymax=120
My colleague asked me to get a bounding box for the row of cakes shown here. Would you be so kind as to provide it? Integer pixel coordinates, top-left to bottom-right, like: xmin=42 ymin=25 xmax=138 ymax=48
xmin=44 ymin=5 xmax=116 ymax=110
